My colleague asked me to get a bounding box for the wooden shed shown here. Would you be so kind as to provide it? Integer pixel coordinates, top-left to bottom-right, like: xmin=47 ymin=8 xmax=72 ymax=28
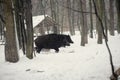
xmin=33 ymin=15 xmax=57 ymax=36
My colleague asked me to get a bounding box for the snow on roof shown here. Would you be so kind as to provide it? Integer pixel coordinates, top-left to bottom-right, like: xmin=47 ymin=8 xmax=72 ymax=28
xmin=32 ymin=15 xmax=48 ymax=28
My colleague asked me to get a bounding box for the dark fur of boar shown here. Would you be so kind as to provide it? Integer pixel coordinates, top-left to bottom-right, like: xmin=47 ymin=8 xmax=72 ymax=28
xmin=35 ymin=34 xmax=73 ymax=53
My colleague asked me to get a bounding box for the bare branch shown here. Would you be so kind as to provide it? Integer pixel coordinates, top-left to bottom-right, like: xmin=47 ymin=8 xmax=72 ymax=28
xmin=56 ymin=0 xmax=95 ymax=14
xmin=92 ymin=0 xmax=118 ymax=80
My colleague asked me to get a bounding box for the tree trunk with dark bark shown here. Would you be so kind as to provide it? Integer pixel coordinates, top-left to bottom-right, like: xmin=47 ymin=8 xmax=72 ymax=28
xmin=109 ymin=0 xmax=115 ymax=36
xmin=95 ymin=0 xmax=103 ymax=44
xmin=4 ymin=0 xmax=19 ymax=62
xmin=116 ymin=0 xmax=120 ymax=33
xmin=24 ymin=0 xmax=33 ymax=59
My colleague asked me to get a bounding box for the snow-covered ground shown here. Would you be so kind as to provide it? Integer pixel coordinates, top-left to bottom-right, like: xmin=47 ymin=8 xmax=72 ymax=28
xmin=0 ymin=32 xmax=120 ymax=80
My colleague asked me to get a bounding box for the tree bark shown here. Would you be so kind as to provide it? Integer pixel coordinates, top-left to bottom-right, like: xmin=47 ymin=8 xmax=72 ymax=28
xmin=79 ymin=0 xmax=88 ymax=46
xmin=109 ymin=0 xmax=115 ymax=36
xmin=67 ymin=0 xmax=75 ymax=35
xmin=50 ymin=0 xmax=60 ymax=34
xmin=60 ymin=0 xmax=65 ymax=33
xmin=82 ymin=0 xmax=88 ymax=44
xmin=95 ymin=0 xmax=103 ymax=44
xmin=71 ymin=0 xmax=75 ymax=35
xmin=24 ymin=0 xmax=33 ymax=59
xmin=89 ymin=0 xmax=93 ymax=38
xmin=116 ymin=0 xmax=120 ymax=33
xmin=0 ymin=0 xmax=5 ymax=42
xmin=79 ymin=0 xmax=85 ymax=46
xmin=4 ymin=0 xmax=19 ymax=62
xmin=103 ymin=0 xmax=108 ymax=39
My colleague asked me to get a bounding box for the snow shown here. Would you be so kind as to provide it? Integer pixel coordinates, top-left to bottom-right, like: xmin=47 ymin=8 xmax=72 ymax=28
xmin=32 ymin=15 xmax=48 ymax=28
xmin=0 ymin=32 xmax=120 ymax=80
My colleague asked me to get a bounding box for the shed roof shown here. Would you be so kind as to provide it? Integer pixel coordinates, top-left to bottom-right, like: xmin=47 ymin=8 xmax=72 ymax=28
xmin=32 ymin=15 xmax=49 ymax=28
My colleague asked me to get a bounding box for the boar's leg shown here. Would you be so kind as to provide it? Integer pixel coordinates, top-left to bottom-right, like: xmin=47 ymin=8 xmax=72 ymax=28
xmin=54 ymin=48 xmax=59 ymax=53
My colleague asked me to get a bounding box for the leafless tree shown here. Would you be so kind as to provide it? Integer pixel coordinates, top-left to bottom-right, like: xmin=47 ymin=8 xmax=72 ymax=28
xmin=4 ymin=0 xmax=19 ymax=62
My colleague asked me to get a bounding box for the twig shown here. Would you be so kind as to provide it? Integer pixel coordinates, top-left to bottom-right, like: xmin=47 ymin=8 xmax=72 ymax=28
xmin=56 ymin=0 xmax=95 ymax=14
xmin=92 ymin=0 xmax=118 ymax=80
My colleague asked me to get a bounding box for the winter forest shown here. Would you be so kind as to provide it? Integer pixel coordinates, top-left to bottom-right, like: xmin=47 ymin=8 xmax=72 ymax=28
xmin=0 ymin=0 xmax=120 ymax=80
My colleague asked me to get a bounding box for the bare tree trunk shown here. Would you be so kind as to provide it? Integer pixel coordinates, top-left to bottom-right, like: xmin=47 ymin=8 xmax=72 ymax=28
xmin=42 ymin=0 xmax=49 ymax=34
xmin=20 ymin=15 xmax=27 ymax=55
xmin=14 ymin=0 xmax=27 ymax=55
xmin=50 ymin=0 xmax=60 ymax=34
xmin=14 ymin=0 xmax=21 ymax=49
xmin=61 ymin=0 xmax=65 ymax=34
xmin=71 ymin=0 xmax=75 ymax=35
xmin=77 ymin=13 xmax=81 ymax=33
xmin=109 ymin=0 xmax=115 ymax=36
xmin=93 ymin=1 xmax=117 ymax=79
xmin=0 ymin=19 xmax=3 ymax=40
xmin=50 ymin=0 xmax=55 ymax=33
xmin=40 ymin=0 xmax=46 ymax=35
xmin=89 ymin=0 xmax=93 ymax=38
xmin=0 ymin=0 xmax=4 ymax=41
xmin=116 ymin=0 xmax=120 ymax=33
xmin=95 ymin=0 xmax=103 ymax=44
xmin=82 ymin=0 xmax=88 ymax=44
xmin=67 ymin=0 xmax=75 ymax=35
xmin=67 ymin=0 xmax=71 ymax=34
xmin=79 ymin=0 xmax=88 ymax=46
xmin=77 ymin=0 xmax=81 ymax=33
xmin=24 ymin=0 xmax=33 ymax=59
xmin=56 ymin=0 xmax=60 ymax=34
xmin=4 ymin=0 xmax=19 ymax=62
xmin=79 ymin=0 xmax=85 ymax=46
xmin=103 ymin=0 xmax=108 ymax=39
